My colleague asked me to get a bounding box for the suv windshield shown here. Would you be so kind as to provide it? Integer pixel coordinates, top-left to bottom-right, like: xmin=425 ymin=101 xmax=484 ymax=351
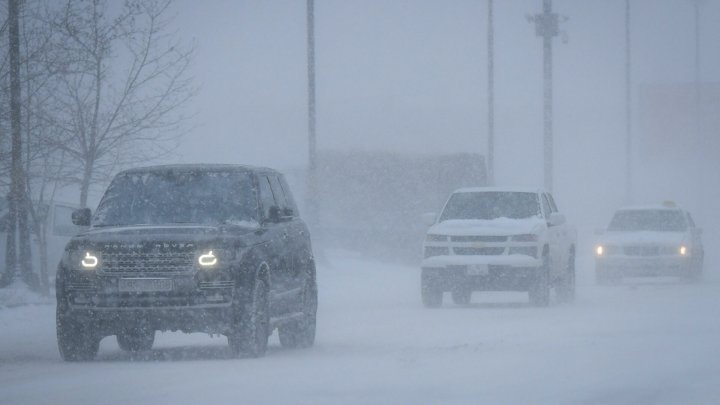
xmin=93 ymin=170 xmax=258 ymax=226
xmin=439 ymin=192 xmax=541 ymax=221
xmin=608 ymin=209 xmax=687 ymax=232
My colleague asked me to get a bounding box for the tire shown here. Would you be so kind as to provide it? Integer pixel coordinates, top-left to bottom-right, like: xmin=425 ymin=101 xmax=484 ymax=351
xmin=529 ymin=255 xmax=550 ymax=307
xmin=228 ymin=276 xmax=270 ymax=358
xmin=451 ymin=286 xmax=472 ymax=305
xmin=595 ymin=264 xmax=620 ymax=285
xmin=56 ymin=305 xmax=100 ymax=361
xmin=556 ymin=249 xmax=576 ymax=304
xmin=682 ymin=254 xmax=704 ymax=283
xmin=278 ymin=275 xmax=318 ymax=349
xmin=117 ymin=327 xmax=155 ymax=352
xmin=421 ymin=270 xmax=443 ymax=308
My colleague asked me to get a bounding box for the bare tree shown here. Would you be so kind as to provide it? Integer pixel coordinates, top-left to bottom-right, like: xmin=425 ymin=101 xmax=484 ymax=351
xmin=49 ymin=0 xmax=195 ymax=207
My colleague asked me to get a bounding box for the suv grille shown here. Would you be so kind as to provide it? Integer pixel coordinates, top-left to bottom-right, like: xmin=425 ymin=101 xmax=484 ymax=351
xmin=624 ymin=246 xmax=659 ymax=256
xmin=101 ymin=251 xmax=195 ymax=274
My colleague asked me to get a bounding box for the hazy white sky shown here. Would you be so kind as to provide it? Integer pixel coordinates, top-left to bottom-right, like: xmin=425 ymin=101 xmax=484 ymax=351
xmin=168 ymin=0 xmax=720 ymax=231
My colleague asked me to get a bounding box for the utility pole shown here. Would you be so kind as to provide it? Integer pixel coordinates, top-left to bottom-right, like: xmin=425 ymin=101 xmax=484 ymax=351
xmin=307 ymin=0 xmax=318 ymax=229
xmin=529 ymin=0 xmax=565 ymax=193
xmin=487 ymin=0 xmax=495 ymax=186
xmin=624 ymin=0 xmax=632 ymax=203
xmin=4 ymin=0 xmax=33 ymax=288
xmin=692 ymin=0 xmax=701 ymax=140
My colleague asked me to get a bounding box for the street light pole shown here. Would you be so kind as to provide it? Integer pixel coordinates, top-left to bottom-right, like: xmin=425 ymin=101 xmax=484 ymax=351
xmin=625 ymin=0 xmax=632 ymax=204
xmin=487 ymin=0 xmax=495 ymax=186
xmin=529 ymin=0 xmax=563 ymax=193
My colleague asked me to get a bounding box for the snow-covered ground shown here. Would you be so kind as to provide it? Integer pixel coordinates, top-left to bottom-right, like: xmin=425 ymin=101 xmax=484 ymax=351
xmin=2 ymin=250 xmax=720 ymax=404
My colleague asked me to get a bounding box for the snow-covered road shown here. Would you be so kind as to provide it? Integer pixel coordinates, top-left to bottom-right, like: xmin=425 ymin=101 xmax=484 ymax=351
xmin=2 ymin=251 xmax=720 ymax=404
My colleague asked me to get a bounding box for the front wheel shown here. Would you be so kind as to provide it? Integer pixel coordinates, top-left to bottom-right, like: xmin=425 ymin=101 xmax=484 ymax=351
xmin=529 ymin=257 xmax=550 ymax=307
xmin=57 ymin=306 xmax=100 ymax=361
xmin=228 ymin=276 xmax=270 ymax=358
xmin=421 ymin=270 xmax=443 ymax=308
xmin=556 ymin=249 xmax=576 ymax=304
xmin=451 ymin=286 xmax=472 ymax=305
xmin=279 ymin=275 xmax=318 ymax=349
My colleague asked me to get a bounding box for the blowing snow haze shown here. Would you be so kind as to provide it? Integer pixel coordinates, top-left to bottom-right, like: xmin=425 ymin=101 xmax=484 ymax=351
xmin=171 ymin=0 xmax=720 ymax=236
xmin=3 ymin=0 xmax=720 ymax=404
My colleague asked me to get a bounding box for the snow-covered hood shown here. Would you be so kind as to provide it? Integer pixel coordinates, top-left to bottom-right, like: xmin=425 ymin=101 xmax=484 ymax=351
xmin=428 ymin=217 xmax=546 ymax=237
xmin=71 ymin=223 xmax=260 ymax=246
xmin=599 ymin=231 xmax=687 ymax=246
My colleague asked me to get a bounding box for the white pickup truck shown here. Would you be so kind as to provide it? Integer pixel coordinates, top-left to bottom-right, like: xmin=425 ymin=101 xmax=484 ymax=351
xmin=421 ymin=188 xmax=576 ymax=307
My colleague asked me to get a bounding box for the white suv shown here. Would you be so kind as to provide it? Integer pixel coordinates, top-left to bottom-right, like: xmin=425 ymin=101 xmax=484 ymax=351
xmin=595 ymin=203 xmax=704 ymax=283
xmin=421 ymin=188 xmax=576 ymax=307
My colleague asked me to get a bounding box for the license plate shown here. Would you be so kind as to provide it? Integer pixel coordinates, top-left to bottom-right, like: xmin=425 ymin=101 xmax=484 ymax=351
xmin=466 ymin=264 xmax=489 ymax=276
xmin=118 ymin=278 xmax=173 ymax=293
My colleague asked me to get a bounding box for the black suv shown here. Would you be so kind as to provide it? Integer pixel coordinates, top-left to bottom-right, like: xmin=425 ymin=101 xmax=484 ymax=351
xmin=56 ymin=164 xmax=317 ymax=361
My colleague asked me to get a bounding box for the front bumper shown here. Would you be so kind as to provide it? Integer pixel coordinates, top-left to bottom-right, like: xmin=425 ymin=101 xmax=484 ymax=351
xmin=421 ymin=254 xmax=542 ymax=292
xmin=60 ymin=271 xmax=237 ymax=335
xmin=595 ymin=256 xmax=692 ymax=277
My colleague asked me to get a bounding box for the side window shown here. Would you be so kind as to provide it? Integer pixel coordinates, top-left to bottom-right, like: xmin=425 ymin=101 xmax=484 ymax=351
xmin=278 ymin=175 xmax=299 ymax=215
xmin=269 ymin=176 xmax=288 ymax=211
xmin=547 ymin=193 xmax=559 ymax=213
xmin=258 ymin=175 xmax=277 ymax=220
xmin=686 ymin=212 xmax=696 ymax=228
xmin=541 ymin=194 xmax=552 ymax=219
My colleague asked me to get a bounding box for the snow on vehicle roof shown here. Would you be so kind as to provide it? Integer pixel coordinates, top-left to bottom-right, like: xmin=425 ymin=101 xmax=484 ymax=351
xmin=119 ymin=163 xmax=278 ymax=175
xmin=453 ymin=187 xmax=543 ymax=194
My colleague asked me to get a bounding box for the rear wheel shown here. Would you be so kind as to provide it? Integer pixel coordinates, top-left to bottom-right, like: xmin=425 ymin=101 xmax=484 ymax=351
xmin=117 ymin=327 xmax=155 ymax=352
xmin=421 ymin=270 xmax=443 ymax=308
xmin=595 ymin=264 xmax=620 ymax=285
xmin=228 ymin=276 xmax=270 ymax=358
xmin=529 ymin=256 xmax=550 ymax=307
xmin=57 ymin=305 xmax=100 ymax=361
xmin=279 ymin=271 xmax=318 ymax=349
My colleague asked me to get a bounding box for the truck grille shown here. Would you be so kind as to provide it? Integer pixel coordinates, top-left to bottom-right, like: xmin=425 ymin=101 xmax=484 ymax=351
xmin=101 ymin=251 xmax=195 ymax=274
xmin=453 ymin=247 xmax=505 ymax=256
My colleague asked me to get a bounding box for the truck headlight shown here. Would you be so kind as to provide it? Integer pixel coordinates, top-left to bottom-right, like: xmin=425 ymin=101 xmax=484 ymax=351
xmin=425 ymin=234 xmax=448 ymax=242
xmin=511 ymin=234 xmax=538 ymax=242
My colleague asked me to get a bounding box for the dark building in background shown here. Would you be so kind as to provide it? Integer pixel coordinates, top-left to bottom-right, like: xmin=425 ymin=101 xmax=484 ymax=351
xmin=305 ymin=151 xmax=486 ymax=264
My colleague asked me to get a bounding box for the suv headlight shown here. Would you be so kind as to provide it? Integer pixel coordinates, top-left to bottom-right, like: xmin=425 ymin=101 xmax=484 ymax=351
xmin=197 ymin=248 xmax=237 ymax=268
xmin=65 ymin=249 xmax=101 ymax=271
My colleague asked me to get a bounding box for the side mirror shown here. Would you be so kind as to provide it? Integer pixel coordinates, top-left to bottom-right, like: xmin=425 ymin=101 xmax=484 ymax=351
xmin=421 ymin=212 xmax=437 ymax=226
xmin=548 ymin=212 xmax=566 ymax=227
xmin=71 ymin=208 xmax=92 ymax=227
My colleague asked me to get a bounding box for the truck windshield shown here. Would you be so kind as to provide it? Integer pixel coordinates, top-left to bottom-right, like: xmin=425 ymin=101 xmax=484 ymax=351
xmin=439 ymin=192 xmax=541 ymax=221
xmin=608 ymin=209 xmax=687 ymax=232
xmin=93 ymin=170 xmax=258 ymax=226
